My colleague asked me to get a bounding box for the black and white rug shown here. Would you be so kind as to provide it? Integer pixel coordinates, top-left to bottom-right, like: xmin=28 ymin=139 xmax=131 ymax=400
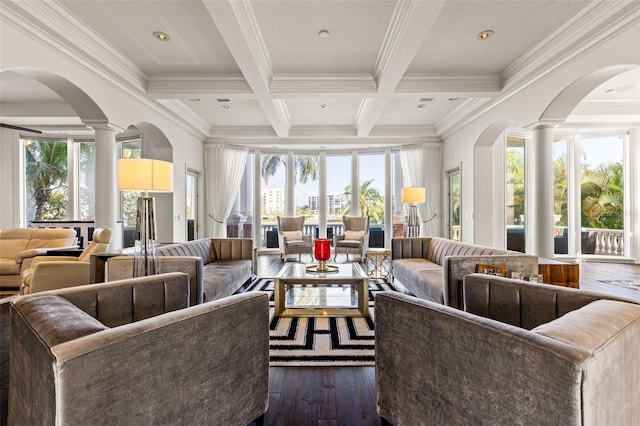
xmin=243 ymin=277 xmax=399 ymax=366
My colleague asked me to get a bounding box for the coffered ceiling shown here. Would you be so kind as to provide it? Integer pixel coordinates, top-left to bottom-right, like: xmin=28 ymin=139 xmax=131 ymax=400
xmin=1 ymin=0 xmax=638 ymax=149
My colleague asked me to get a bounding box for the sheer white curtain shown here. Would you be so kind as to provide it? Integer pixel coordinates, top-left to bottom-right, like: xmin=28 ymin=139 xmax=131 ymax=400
xmin=400 ymin=144 xmax=442 ymax=237
xmin=204 ymin=144 xmax=248 ymax=237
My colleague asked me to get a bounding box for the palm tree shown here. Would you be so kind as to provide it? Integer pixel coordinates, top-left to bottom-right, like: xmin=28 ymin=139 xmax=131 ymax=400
xmin=343 ymin=179 xmax=384 ymax=223
xmin=261 ymin=155 xmax=319 ymax=185
xmin=24 ymin=140 xmax=68 ymax=221
xmin=581 ymin=162 xmax=623 ymax=229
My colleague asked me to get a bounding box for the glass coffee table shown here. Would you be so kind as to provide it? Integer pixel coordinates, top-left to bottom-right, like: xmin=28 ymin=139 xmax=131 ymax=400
xmin=274 ymin=263 xmax=369 ymax=317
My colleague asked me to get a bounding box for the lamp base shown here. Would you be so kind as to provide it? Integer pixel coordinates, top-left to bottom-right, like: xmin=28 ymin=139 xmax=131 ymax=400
xmin=134 ymin=196 xmax=158 ymax=277
xmin=405 ymin=204 xmax=421 ymax=237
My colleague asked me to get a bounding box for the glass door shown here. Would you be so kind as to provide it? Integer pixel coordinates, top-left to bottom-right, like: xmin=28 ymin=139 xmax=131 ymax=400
xmin=186 ymin=169 xmax=199 ymax=241
xmin=447 ymin=168 xmax=461 ymax=241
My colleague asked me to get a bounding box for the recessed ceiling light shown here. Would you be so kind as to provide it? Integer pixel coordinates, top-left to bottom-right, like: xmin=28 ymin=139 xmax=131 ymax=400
xmin=188 ymin=98 xmax=201 ymax=102
xmin=477 ymin=30 xmax=493 ymax=40
xmin=417 ymin=104 xmax=425 ymax=109
xmin=320 ymin=104 xmax=328 ymax=109
xmin=318 ymin=29 xmax=330 ymax=38
xmin=221 ymin=105 xmax=230 ymax=109
xmin=153 ymin=31 xmax=170 ymax=41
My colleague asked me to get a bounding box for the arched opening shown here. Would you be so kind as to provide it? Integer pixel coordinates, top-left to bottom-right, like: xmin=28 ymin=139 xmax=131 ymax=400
xmin=472 ymin=119 xmax=521 ymax=248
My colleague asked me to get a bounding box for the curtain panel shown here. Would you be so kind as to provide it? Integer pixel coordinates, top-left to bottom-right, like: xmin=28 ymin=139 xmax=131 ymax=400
xmin=400 ymin=144 xmax=442 ymax=237
xmin=204 ymin=144 xmax=248 ymax=237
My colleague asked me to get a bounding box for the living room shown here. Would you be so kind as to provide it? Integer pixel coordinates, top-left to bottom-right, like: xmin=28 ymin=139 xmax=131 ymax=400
xmin=1 ymin=1 xmax=639 ymax=425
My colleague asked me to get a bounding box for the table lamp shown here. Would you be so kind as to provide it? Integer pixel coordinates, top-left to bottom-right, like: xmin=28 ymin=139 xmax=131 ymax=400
xmin=401 ymin=187 xmax=425 ymax=237
xmin=118 ymin=158 xmax=173 ymax=275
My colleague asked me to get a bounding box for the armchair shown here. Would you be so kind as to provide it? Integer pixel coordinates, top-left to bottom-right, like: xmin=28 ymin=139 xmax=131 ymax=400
xmin=9 ymin=272 xmax=270 ymax=426
xmin=19 ymin=227 xmax=112 ymax=295
xmin=333 ymin=216 xmax=369 ymax=262
xmin=376 ymin=275 xmax=640 ymax=425
xmin=277 ymin=216 xmax=313 ymax=262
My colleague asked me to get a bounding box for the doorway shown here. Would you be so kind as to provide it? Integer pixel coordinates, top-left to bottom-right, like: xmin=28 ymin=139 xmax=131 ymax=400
xmin=186 ymin=169 xmax=200 ymax=241
xmin=447 ymin=168 xmax=461 ymax=241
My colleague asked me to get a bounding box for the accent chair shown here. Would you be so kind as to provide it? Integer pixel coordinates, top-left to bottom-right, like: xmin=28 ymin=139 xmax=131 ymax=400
xmin=376 ymin=274 xmax=640 ymax=425
xmin=277 ymin=216 xmax=313 ymax=262
xmin=333 ymin=216 xmax=369 ymax=262
xmin=9 ymin=272 xmax=270 ymax=426
xmin=19 ymin=227 xmax=112 ymax=294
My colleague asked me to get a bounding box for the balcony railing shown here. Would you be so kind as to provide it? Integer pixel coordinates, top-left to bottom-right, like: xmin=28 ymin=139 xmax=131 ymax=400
xmin=554 ymin=226 xmax=624 ymax=256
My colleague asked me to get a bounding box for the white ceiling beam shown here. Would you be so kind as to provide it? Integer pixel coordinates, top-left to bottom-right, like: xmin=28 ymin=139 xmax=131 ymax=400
xmin=203 ymin=0 xmax=290 ymax=137
xmin=356 ymin=0 xmax=446 ymax=137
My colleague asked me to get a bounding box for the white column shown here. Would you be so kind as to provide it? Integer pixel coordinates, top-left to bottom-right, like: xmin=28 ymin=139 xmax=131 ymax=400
xmin=319 ymin=152 xmax=327 ymax=238
xmin=92 ymin=125 xmax=121 ymax=248
xmin=351 ymin=151 xmax=359 ymax=216
xmin=286 ymin=151 xmax=295 ymax=216
xmin=530 ymin=124 xmax=555 ymax=258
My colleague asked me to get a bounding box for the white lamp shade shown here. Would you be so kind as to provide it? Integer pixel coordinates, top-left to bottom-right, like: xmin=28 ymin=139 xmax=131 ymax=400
xmin=118 ymin=158 xmax=173 ymax=192
xmin=401 ymin=187 xmax=426 ymax=204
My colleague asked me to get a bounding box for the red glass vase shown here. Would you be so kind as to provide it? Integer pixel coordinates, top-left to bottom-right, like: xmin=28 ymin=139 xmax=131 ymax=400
xmin=314 ymin=238 xmax=331 ymax=271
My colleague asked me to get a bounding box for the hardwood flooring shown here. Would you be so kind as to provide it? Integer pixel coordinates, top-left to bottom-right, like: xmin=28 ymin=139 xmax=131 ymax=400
xmin=2 ymin=255 xmax=639 ymax=426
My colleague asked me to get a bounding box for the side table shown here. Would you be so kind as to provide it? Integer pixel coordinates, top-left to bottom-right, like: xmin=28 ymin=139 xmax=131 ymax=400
xmin=365 ymin=248 xmax=391 ymax=282
xmin=538 ymin=258 xmax=580 ymax=288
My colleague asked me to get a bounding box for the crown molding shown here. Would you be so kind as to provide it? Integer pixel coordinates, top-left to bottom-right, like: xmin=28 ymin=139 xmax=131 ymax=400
xmin=156 ymin=100 xmax=211 ymax=136
xmin=437 ymin=1 xmax=640 ymax=140
xmin=270 ymin=74 xmax=377 ymax=94
xmin=370 ymin=125 xmax=438 ymax=138
xmin=1 ymin=1 xmax=209 ymax=140
xmin=436 ymin=98 xmax=492 ymax=134
xmin=146 ymin=75 xmax=252 ymax=97
xmin=209 ymin=126 xmax=278 ymax=139
xmin=373 ymin=0 xmax=416 ymax=85
xmin=396 ymin=74 xmax=501 ymax=95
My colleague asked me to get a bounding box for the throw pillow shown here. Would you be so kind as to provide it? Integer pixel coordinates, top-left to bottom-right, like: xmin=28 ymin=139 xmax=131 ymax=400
xmin=344 ymin=230 xmax=365 ymax=241
xmin=282 ymin=230 xmax=303 ymax=241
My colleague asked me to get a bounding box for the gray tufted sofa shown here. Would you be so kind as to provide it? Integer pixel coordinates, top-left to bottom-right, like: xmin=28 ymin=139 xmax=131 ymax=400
xmin=9 ymin=272 xmax=270 ymax=426
xmin=376 ymin=274 xmax=640 ymax=426
xmin=391 ymin=237 xmax=538 ymax=308
xmin=108 ymin=238 xmax=255 ymax=305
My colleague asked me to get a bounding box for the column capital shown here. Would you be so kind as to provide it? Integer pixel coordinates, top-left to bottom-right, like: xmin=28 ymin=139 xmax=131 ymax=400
xmin=84 ymin=120 xmax=124 ymax=133
xmin=526 ymin=120 xmax=561 ymax=132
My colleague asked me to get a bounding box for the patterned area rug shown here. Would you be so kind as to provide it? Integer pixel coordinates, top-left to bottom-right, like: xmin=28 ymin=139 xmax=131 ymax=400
xmin=243 ymin=277 xmax=398 ymax=366
xmin=598 ymin=280 xmax=640 ymax=291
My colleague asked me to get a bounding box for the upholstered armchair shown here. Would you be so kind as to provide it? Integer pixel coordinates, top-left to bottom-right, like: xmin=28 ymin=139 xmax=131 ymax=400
xmin=376 ymin=274 xmax=640 ymax=425
xmin=9 ymin=272 xmax=270 ymax=426
xmin=277 ymin=216 xmax=313 ymax=261
xmin=333 ymin=216 xmax=369 ymax=261
xmin=19 ymin=227 xmax=112 ymax=295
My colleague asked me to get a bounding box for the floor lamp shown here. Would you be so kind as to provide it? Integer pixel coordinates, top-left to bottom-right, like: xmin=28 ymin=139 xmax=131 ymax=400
xmin=118 ymin=158 xmax=173 ymax=276
xmin=401 ymin=187 xmax=425 ymax=237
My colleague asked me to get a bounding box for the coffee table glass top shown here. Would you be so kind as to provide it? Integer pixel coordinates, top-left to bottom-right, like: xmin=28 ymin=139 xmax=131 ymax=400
xmin=274 ymin=262 xmax=368 ymax=317
xmin=276 ymin=262 xmax=366 ymax=280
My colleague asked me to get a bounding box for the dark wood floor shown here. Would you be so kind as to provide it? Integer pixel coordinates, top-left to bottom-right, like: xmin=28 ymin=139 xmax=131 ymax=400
xmin=2 ymin=255 xmax=639 ymax=426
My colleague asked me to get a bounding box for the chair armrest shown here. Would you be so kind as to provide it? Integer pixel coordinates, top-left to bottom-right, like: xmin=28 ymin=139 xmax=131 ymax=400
xmin=443 ymin=254 xmax=539 ymax=309
xmin=49 ymin=292 xmax=270 ymax=424
xmin=16 ymin=246 xmax=80 ymax=263
xmin=375 ymin=291 xmax=590 ymax=426
xmin=302 ymin=235 xmax=312 ymax=242
xmin=334 ymin=234 xmax=345 ymax=244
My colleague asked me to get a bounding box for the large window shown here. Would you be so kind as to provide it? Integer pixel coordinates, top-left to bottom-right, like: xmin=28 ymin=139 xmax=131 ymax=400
xmin=505 ymin=136 xmax=525 ymax=252
xmin=357 ymin=154 xmax=385 ymax=226
xmin=79 ymin=142 xmax=96 ymax=220
xmin=580 ymin=135 xmax=624 ymax=255
xmin=119 ymin=137 xmax=141 ymax=247
xmin=23 ymin=138 xmax=69 ymax=222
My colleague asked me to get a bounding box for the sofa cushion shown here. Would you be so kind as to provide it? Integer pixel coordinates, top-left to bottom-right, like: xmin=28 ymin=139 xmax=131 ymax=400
xmin=282 ymin=231 xmax=303 ymax=241
xmin=532 ymin=299 xmax=640 ymax=353
xmin=202 ymin=259 xmax=252 ymax=301
xmin=13 ymin=295 xmax=108 ymax=347
xmin=344 ymin=230 xmax=365 ymax=241
xmin=392 ymin=258 xmax=444 ymax=303
xmin=427 ymin=237 xmax=508 ymax=265
xmin=0 ymin=258 xmax=20 ymax=275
